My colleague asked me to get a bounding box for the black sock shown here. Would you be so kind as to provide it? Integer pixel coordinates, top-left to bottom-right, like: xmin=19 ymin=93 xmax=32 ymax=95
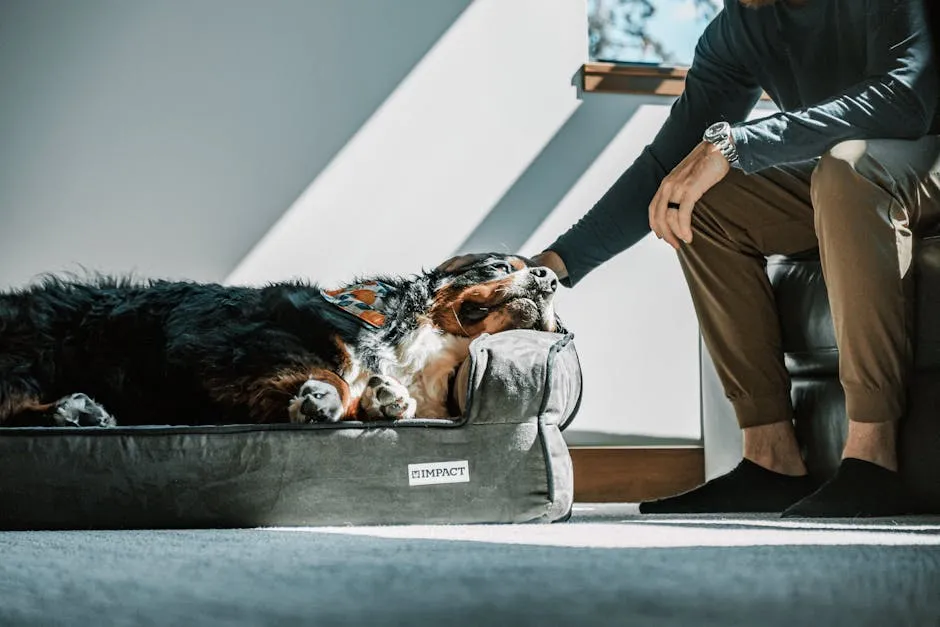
xmin=639 ymin=459 xmax=817 ymax=514
xmin=781 ymin=458 xmax=918 ymax=518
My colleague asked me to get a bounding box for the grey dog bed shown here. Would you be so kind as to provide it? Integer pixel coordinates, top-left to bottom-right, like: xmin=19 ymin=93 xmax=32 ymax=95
xmin=0 ymin=330 xmax=581 ymax=529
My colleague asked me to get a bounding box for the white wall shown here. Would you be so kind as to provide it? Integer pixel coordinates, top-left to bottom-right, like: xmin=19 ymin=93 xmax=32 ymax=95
xmin=225 ymin=0 xmax=589 ymax=286
xmin=0 ymin=0 xmax=703 ymax=445
xmin=522 ymin=101 xmax=701 ymax=444
xmin=0 ymin=0 xmax=472 ymax=287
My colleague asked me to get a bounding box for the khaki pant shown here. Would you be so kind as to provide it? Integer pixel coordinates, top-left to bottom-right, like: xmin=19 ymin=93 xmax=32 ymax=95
xmin=679 ymin=136 xmax=940 ymax=429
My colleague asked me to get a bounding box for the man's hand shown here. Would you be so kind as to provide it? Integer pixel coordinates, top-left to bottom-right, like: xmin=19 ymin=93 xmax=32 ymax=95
xmin=436 ymin=250 xmax=568 ymax=281
xmin=532 ymin=250 xmax=568 ymax=280
xmin=649 ymin=141 xmax=731 ymax=250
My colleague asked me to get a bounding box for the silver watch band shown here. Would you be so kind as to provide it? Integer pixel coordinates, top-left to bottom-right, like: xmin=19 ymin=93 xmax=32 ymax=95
xmin=716 ymin=137 xmax=739 ymax=164
xmin=704 ymin=121 xmax=739 ymax=165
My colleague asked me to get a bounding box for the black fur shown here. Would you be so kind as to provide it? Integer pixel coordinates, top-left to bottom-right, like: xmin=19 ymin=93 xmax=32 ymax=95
xmin=0 ymin=271 xmax=444 ymax=426
xmin=0 ymin=254 xmax=561 ymax=427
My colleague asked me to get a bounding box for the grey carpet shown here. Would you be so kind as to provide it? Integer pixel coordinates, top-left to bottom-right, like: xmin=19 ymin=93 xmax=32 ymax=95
xmin=1 ymin=505 xmax=939 ymax=627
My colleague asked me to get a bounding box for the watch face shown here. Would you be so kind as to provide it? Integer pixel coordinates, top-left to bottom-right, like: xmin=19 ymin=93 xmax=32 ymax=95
xmin=706 ymin=122 xmax=727 ymax=141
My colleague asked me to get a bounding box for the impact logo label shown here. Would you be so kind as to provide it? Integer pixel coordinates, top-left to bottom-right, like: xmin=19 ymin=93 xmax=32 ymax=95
xmin=408 ymin=460 xmax=470 ymax=486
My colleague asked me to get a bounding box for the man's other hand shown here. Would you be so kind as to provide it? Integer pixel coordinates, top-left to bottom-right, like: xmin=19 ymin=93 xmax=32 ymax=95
xmin=649 ymin=141 xmax=730 ymax=250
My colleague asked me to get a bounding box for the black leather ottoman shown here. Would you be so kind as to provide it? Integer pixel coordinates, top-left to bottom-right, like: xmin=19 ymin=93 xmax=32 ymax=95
xmin=768 ymin=237 xmax=940 ymax=512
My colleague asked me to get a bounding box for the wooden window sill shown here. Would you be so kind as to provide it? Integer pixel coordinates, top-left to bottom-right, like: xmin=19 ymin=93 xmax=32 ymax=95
xmin=579 ymin=62 xmax=771 ymax=100
xmin=581 ymin=62 xmax=689 ymax=97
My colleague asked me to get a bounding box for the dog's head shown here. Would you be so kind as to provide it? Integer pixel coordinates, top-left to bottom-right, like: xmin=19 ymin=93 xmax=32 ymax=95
xmin=428 ymin=253 xmax=563 ymax=338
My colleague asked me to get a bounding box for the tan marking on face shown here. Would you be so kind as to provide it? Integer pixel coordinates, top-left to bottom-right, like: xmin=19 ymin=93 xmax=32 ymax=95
xmin=461 ymin=274 xmax=515 ymax=303
xmin=429 ymin=275 xmax=518 ymax=337
xmin=509 ymin=257 xmax=527 ymax=272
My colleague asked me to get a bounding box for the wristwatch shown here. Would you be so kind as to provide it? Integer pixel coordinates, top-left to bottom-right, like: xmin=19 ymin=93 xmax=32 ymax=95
xmin=703 ymin=121 xmax=739 ymax=165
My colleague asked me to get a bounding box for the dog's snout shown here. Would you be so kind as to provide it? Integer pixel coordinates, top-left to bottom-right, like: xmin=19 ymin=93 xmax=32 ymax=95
xmin=300 ymin=396 xmax=339 ymax=423
xmin=530 ymin=267 xmax=558 ymax=293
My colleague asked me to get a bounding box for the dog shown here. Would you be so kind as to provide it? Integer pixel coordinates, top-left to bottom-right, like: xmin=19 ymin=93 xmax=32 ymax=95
xmin=0 ymin=254 xmax=560 ymax=428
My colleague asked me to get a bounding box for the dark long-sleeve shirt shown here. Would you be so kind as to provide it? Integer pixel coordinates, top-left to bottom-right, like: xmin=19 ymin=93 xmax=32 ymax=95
xmin=549 ymin=0 xmax=938 ymax=287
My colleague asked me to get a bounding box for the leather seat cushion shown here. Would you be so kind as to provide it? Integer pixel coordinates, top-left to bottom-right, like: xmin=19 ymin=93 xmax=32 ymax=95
xmin=767 ymin=234 xmax=940 ymax=375
xmin=770 ymin=237 xmax=940 ymax=509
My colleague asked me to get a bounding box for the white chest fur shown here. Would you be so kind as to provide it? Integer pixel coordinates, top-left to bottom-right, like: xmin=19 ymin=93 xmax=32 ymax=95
xmin=390 ymin=324 xmax=471 ymax=418
xmin=343 ymin=324 xmax=470 ymax=418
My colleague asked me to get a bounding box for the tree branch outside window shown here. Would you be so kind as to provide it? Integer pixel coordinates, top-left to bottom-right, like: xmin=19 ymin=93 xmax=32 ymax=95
xmin=588 ymin=0 xmax=722 ymax=66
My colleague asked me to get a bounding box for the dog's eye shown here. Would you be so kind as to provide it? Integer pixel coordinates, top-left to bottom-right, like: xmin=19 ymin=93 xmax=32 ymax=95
xmin=312 ymin=392 xmax=325 ymax=400
xmin=492 ymin=262 xmax=513 ymax=275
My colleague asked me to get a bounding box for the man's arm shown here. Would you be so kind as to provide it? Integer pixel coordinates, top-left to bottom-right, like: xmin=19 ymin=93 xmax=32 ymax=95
xmin=732 ymin=0 xmax=937 ymax=174
xmin=546 ymin=10 xmax=762 ymax=287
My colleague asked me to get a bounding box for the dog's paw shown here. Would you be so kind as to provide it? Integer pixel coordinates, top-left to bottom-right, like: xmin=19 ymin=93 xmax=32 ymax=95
xmin=360 ymin=375 xmax=416 ymax=420
xmin=52 ymin=393 xmax=116 ymax=427
xmin=289 ymin=378 xmax=345 ymax=424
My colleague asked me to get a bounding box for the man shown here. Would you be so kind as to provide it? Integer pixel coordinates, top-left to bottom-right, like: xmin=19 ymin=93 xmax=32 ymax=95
xmin=441 ymin=0 xmax=939 ymax=517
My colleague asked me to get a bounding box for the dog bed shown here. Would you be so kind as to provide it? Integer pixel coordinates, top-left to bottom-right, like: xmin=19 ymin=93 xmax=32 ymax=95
xmin=0 ymin=329 xmax=581 ymax=529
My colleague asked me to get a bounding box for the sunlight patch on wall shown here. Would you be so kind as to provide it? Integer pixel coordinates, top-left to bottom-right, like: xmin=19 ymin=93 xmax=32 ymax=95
xmin=522 ymin=103 xmax=701 ymax=441
xmin=226 ymin=0 xmax=586 ymax=287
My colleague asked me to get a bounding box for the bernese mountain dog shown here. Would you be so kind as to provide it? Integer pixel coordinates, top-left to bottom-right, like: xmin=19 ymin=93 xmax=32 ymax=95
xmin=0 ymin=254 xmax=560 ymax=428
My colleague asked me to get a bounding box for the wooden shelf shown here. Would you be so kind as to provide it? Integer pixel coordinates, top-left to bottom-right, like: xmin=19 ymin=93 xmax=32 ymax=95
xmin=580 ymin=62 xmax=771 ymax=101
xmin=581 ymin=62 xmax=688 ymax=97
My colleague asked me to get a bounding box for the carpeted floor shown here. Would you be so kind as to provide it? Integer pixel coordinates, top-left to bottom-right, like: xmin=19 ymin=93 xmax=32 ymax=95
xmin=1 ymin=504 xmax=939 ymax=627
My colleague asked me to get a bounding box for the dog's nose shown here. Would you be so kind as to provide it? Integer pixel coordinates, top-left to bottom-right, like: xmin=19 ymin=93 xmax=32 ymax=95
xmin=301 ymin=397 xmax=315 ymax=416
xmin=531 ymin=267 xmax=558 ymax=293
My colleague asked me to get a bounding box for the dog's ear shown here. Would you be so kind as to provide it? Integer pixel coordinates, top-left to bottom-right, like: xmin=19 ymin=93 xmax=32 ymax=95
xmin=268 ymin=287 xmax=365 ymax=340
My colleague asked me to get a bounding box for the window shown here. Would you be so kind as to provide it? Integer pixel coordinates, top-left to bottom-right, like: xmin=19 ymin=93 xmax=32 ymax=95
xmin=588 ymin=0 xmax=722 ymax=67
